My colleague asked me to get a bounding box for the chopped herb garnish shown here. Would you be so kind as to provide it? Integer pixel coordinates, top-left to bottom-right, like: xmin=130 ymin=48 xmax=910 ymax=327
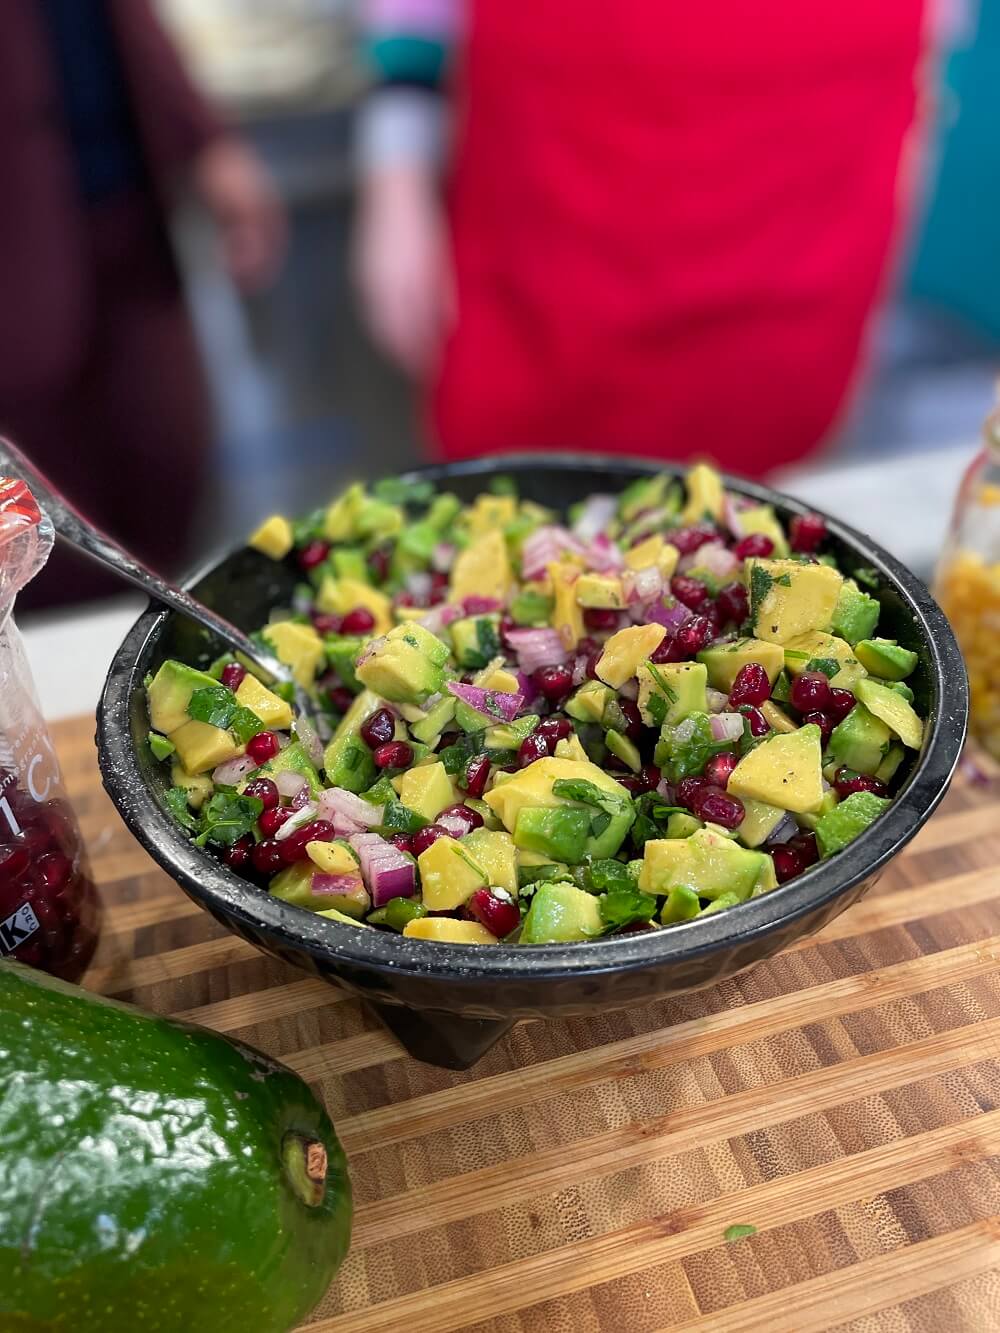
xmin=372 ymin=476 xmax=436 ymax=506
xmin=187 ymin=686 xmax=264 ymax=745
xmin=600 ymin=886 xmax=657 ymax=930
xmin=723 ymin=1224 xmax=757 ymax=1242
xmin=853 ymin=566 xmax=879 ymax=589
xmin=193 ymin=792 xmax=264 ymax=847
xmin=377 ymin=799 xmax=428 ymax=834
xmin=749 ymin=564 xmax=773 ymax=608
xmin=165 ymin=786 xmax=198 ymax=831
xmin=804 ymin=657 xmax=839 ymax=679
xmin=148 ymin=732 xmax=175 ymax=762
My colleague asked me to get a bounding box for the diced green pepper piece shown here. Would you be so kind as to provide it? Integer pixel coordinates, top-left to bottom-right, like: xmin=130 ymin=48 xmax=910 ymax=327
xmin=148 ymin=731 xmax=175 ymax=761
xmin=368 ymin=898 xmax=428 ymax=931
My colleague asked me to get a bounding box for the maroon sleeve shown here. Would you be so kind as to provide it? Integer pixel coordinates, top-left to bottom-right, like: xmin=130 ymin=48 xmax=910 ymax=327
xmin=108 ymin=0 xmax=228 ymax=185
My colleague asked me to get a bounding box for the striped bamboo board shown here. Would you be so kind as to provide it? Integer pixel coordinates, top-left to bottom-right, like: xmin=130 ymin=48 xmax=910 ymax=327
xmin=61 ymin=714 xmax=1000 ymax=1331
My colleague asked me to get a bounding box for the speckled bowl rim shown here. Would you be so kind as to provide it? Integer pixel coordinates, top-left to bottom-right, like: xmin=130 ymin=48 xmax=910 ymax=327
xmin=97 ymin=454 xmax=968 ymax=987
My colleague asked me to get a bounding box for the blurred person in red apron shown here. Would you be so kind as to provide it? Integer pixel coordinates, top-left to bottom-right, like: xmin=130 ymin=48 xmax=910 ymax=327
xmin=354 ymin=0 xmax=938 ymax=476
xmin=0 ymin=0 xmax=285 ymax=607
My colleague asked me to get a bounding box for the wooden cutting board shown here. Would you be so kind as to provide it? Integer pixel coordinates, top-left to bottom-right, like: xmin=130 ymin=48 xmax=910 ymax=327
xmin=60 ymin=715 xmax=1000 ymax=1331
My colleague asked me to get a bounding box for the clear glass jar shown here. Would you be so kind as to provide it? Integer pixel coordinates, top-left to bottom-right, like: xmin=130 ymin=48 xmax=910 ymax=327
xmin=0 ymin=479 xmax=101 ymax=980
xmin=934 ymin=410 xmax=1000 ymax=760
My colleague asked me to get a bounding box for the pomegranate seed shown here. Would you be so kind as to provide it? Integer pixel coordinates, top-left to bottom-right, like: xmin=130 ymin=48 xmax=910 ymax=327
xmin=259 ymin=806 xmax=294 ymax=837
xmin=396 ymin=592 xmax=415 ymax=608
xmin=278 ymin=819 xmax=337 ymax=864
xmin=790 ymin=671 xmax=832 ymax=713
xmin=16 ymin=826 xmax=51 ymax=858
xmin=0 ymin=845 xmax=30 ymax=883
xmin=771 ymin=844 xmax=804 ymax=883
xmin=802 ymin=710 xmax=835 ymax=743
xmin=311 ymin=612 xmax=342 ymax=635
xmin=739 ymin=705 xmax=771 ymax=737
xmin=535 ymin=664 xmax=573 ymax=703
xmin=340 ymin=607 xmax=376 ymax=634
xmin=692 ymin=786 xmax=745 ymax=830
xmin=463 ymin=754 xmax=492 ymax=797
xmin=789 ymin=831 xmax=819 ymax=867
xmin=827 ymin=689 xmax=856 ymax=723
xmin=789 ymin=512 xmax=827 ymax=554
xmin=729 ymin=663 xmax=772 ymax=708
xmin=498 ymin=616 xmax=517 ymax=646
xmin=717 ymin=582 xmax=750 ymax=625
xmin=412 ymin=823 xmax=449 ymax=856
xmin=519 ymin=733 xmax=551 ymax=767
xmin=463 ymin=595 xmax=497 ymax=615
xmin=617 ymin=699 xmax=643 ymax=741
xmin=637 ymin=763 xmax=662 ymax=792
xmin=390 ymin=833 xmax=414 ymax=855
xmin=290 ymin=784 xmax=312 ymax=811
xmin=676 ymin=776 xmax=707 ymax=810
xmin=220 ymin=663 xmax=247 ymax=691
xmin=584 ymin=608 xmax=620 ymax=631
xmin=584 ymin=650 xmax=603 ymax=679
xmin=678 ymin=616 xmax=712 ymax=656
xmin=430 ymin=572 xmax=450 ymax=601
xmin=467 ymin=887 xmax=520 ymax=937
xmin=298 ymin=540 xmax=330 ymax=571
xmin=251 ymin=839 xmax=285 ymax=875
xmin=327 ymin=686 xmax=355 ymax=714
xmin=246 ymin=731 xmax=280 ymax=764
xmin=695 ymin=598 xmax=723 ymax=636
xmin=734 ymin=533 xmax=775 ymax=560
xmin=650 ymin=633 xmax=682 ymax=664
xmin=617 ymin=776 xmax=645 ymax=797
xmin=670 ymin=525 xmax=717 ymax=555
xmin=244 ymin=777 xmax=279 ymax=810
xmin=704 ymin=752 xmax=738 ymax=788
xmin=439 ymin=731 xmax=461 ymax=750
xmin=671 ymin=575 xmax=709 ymax=610
xmin=368 ymin=545 xmax=391 ymax=581
xmin=225 ymin=834 xmax=254 ymax=870
xmin=373 ymin=740 xmax=413 ymax=769
xmin=537 ymin=715 xmax=573 ymax=743
xmin=833 ymin=768 xmax=889 ymax=799
xmin=360 ymin=707 xmax=396 ymax=749
xmin=440 ymin=803 xmax=485 ymax=835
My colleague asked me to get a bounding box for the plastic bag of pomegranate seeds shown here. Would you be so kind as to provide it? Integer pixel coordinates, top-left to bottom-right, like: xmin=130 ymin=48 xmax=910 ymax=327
xmin=0 ymin=477 xmax=100 ymax=980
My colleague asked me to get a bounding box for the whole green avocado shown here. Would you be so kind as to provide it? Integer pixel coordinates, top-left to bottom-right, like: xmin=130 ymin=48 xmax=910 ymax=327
xmin=0 ymin=961 xmax=351 ymax=1332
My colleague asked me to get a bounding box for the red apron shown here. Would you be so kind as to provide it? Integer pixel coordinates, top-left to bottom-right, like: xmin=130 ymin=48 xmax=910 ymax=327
xmin=431 ymin=1 xmax=926 ymax=477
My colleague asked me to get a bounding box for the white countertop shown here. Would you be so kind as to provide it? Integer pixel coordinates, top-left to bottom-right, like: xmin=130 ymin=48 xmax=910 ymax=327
xmin=17 ymin=444 xmax=971 ymax=722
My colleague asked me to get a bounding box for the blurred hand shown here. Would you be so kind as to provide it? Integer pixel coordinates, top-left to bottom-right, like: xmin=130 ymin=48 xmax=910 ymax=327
xmin=193 ymin=138 xmax=287 ymax=291
xmin=353 ymin=165 xmax=454 ymax=379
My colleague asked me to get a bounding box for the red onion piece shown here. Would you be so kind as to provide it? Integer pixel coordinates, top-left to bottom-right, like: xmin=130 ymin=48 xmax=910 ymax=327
xmin=706 ymin=688 xmax=730 ymax=714
xmin=274 ymin=770 xmax=307 ymax=800
xmin=520 ymin=525 xmax=585 ymax=579
xmin=642 ymin=600 xmax=692 ymax=631
xmin=311 ymin=872 xmax=366 ymax=896
xmin=405 ymin=571 xmax=433 ymax=602
xmin=679 ymin=542 xmax=739 ymax=581
xmin=709 ymin=712 xmax=745 ymax=744
xmin=572 ymin=494 xmax=617 ymax=542
xmin=656 ymin=778 xmax=675 ymax=800
xmin=619 ymin=678 xmax=639 ymax=702
xmin=624 ymin=565 xmax=663 ymax=605
xmin=318 ymin=787 xmax=383 ymax=828
xmin=722 ymin=493 xmax=745 ymax=538
xmin=213 ymin=754 xmax=257 ymax=786
xmin=369 ymin=859 xmax=416 ymax=907
xmin=274 ymin=802 xmax=319 ymax=840
xmin=463 ymin=596 xmax=502 ymax=615
xmin=583 ymin=531 xmax=625 ymax=573
xmin=431 ymin=541 xmax=455 ymax=572
xmin=293 ymin=715 xmax=324 ymax=768
xmin=418 ymin=603 xmax=463 ymax=635
xmin=504 ymin=627 xmax=567 ymax=673
xmin=764 ymin=812 xmax=799 ymax=846
xmin=571 ymin=655 xmax=588 ymax=687
xmin=515 ymin=670 xmax=543 ymax=706
xmin=445 ymin=681 xmax=524 ymax=722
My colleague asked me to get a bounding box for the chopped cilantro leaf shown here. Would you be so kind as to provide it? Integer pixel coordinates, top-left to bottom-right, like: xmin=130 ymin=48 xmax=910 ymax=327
xmin=377 ymin=799 xmax=428 ymax=834
xmin=804 ymin=657 xmax=839 ymax=679
xmin=187 ymin=686 xmax=264 ymax=745
xmin=749 ymin=564 xmax=773 ymax=608
xmin=600 ymin=886 xmax=657 ymax=930
xmin=372 ymin=476 xmax=436 ymax=506
xmin=164 ymin=786 xmax=198 ymax=832
xmin=476 ymin=617 xmax=501 ymax=662
xmin=853 ymin=566 xmax=879 ymax=589
xmin=551 ymin=778 xmax=631 ymax=817
xmin=193 ymin=792 xmax=263 ymax=847
xmin=647 ymin=692 xmax=667 ymax=726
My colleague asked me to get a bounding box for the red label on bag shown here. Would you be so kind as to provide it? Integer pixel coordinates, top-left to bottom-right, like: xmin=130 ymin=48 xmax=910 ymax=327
xmin=0 ymin=478 xmax=40 ymax=529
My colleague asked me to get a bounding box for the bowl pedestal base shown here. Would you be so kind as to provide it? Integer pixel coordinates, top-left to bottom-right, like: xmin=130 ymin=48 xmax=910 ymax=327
xmin=370 ymin=1001 xmax=514 ymax=1069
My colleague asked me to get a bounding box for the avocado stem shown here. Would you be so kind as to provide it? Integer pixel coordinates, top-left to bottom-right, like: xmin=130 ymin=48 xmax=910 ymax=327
xmin=282 ymin=1133 xmax=328 ymax=1208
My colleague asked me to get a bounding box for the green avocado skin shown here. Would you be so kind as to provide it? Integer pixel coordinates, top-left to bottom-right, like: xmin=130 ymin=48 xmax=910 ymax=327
xmin=0 ymin=962 xmax=352 ymax=1332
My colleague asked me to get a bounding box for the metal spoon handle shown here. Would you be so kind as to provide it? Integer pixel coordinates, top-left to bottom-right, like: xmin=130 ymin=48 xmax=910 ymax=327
xmin=0 ymin=435 xmax=287 ymax=683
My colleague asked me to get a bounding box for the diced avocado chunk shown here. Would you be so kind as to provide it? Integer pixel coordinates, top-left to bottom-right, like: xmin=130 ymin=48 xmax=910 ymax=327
xmin=315 ymin=577 xmax=392 ymax=634
xmin=638 ymin=660 xmax=707 ymax=728
xmin=728 ymin=724 xmax=824 ymax=813
xmin=323 ymin=635 xmax=367 ymax=694
xmin=854 ymin=638 xmax=918 ymax=681
xmin=736 ymin=798 xmax=788 ymax=848
xmin=450 ymin=529 xmax=513 ymax=605
xmin=403 ymin=917 xmax=500 ymax=944
xmin=855 ymin=678 xmax=924 ymax=750
xmin=794 ymin=788 xmax=839 ymax=832
xmin=760 ymin=701 xmax=798 ymax=733
xmin=827 ymin=704 xmax=891 ymax=776
xmin=747 ymin=559 xmax=843 ymax=645
xmin=514 ymin=807 xmax=592 ymax=863
xmin=331 ymin=688 xmax=382 ymax=743
xmin=680 ymin=463 xmax=725 ymax=525
xmin=816 ymin=790 xmax=891 ymax=857
xmin=830 ymin=579 xmax=880 ymax=647
xmin=324 ymin=732 xmax=376 ymax=793
xmin=575 ymin=574 xmax=626 ymax=609
xmin=639 ymin=826 xmax=769 ymax=902
xmin=596 ymin=624 xmax=666 ymax=689
xmin=418 ymin=835 xmax=487 ymax=910
xmin=245 ymin=738 xmax=323 ymax=796
xmin=618 ymin=472 xmax=674 ymax=522
xmin=510 ymin=587 xmax=554 ymax=626
xmin=171 ymin=719 xmax=242 ymax=775
xmin=449 ymin=614 xmax=502 ymax=669
xmin=554 ymin=733 xmax=590 ymax=763
xmin=148 ymin=731 xmax=175 ymax=762
xmin=262 ymin=620 xmax=325 ymax=688
xmin=397 ymin=761 xmax=456 ymax=822
xmin=565 ymin=681 xmax=615 ymax=724
xmin=660 ymin=884 xmax=701 ymax=924
xmin=169 ymin=762 xmax=213 ymax=810
xmin=271 ymin=861 xmax=368 ymax=914
xmin=887 ymin=681 xmax=914 ymax=704
xmin=520 ymin=881 xmax=603 ymax=944
xmin=666 ymin=811 xmax=701 ymax=839
xmin=463 ymin=828 xmax=518 ymax=894
xmin=355 ymin=622 xmax=449 ymax=705
xmin=782 ymin=631 xmax=867 ymax=691
xmin=234 ymin=673 xmax=294 ymax=730
xmin=485 ymin=713 xmax=540 ymax=750
xmin=605 ymin=730 xmax=641 ymax=773
xmin=697 ymin=638 xmax=785 ymax=692
xmin=736 ymin=504 xmax=789 ymax=557
xmin=410 ymin=695 xmax=458 ymax=744
xmin=875 ymin=743 xmax=906 ymax=785
xmin=147 ymin=660 xmax=220 ymax=736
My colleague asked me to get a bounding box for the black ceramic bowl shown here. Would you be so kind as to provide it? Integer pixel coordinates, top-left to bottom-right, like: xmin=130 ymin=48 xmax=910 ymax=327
xmin=98 ymin=456 xmax=968 ymax=1068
